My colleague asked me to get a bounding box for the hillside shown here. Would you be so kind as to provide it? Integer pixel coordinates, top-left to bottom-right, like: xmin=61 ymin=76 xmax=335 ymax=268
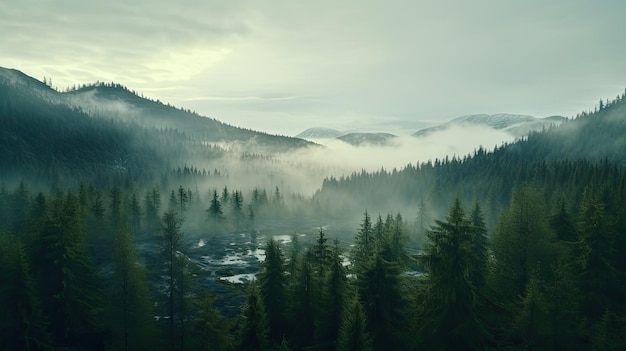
xmin=0 ymin=67 xmax=314 ymax=181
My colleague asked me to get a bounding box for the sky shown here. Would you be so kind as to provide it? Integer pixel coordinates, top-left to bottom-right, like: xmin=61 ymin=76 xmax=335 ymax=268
xmin=2 ymin=0 xmax=626 ymax=136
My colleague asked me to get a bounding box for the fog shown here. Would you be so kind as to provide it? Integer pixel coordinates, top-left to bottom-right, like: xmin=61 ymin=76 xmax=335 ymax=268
xmin=193 ymin=125 xmax=516 ymax=198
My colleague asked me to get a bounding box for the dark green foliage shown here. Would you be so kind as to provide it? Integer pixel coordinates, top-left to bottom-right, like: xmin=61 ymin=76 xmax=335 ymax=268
xmin=337 ymin=296 xmax=372 ymax=351
xmin=469 ymin=199 xmax=489 ymax=291
xmin=358 ymin=251 xmax=407 ymax=350
xmin=259 ymin=239 xmax=287 ymax=346
xmin=0 ymin=238 xmax=52 ymax=351
xmin=419 ymin=198 xmax=489 ymax=350
xmin=380 ymin=213 xmax=409 ymax=266
xmin=207 ymin=189 xmax=223 ymax=234
xmin=352 ymin=211 xmax=373 ymax=278
xmin=160 ymin=209 xmax=185 ymax=350
xmin=576 ymin=190 xmax=619 ymax=325
xmin=287 ymin=258 xmax=315 ymax=349
xmin=190 ymin=293 xmax=233 ymax=351
xmin=231 ymin=190 xmax=244 ymax=231
xmin=237 ymin=283 xmax=269 ymax=351
xmin=315 ymin=239 xmax=348 ymax=349
xmin=549 ymin=199 xmax=577 ymax=242
xmin=32 ymin=192 xmax=103 ymax=348
xmin=513 ymin=271 xmax=551 ymax=350
xmin=490 ymin=186 xmax=556 ymax=303
xmin=107 ymin=224 xmax=154 ymax=351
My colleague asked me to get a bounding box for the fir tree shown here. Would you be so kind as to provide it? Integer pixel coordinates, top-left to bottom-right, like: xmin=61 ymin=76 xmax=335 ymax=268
xmin=237 ymin=282 xmax=269 ymax=351
xmin=419 ymin=198 xmax=489 ymax=350
xmin=206 ymin=190 xmax=223 ymax=234
xmin=259 ymin=239 xmax=286 ymax=346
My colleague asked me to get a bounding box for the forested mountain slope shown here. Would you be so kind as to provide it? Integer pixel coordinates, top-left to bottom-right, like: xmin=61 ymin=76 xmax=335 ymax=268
xmin=315 ymin=90 xmax=626 ymax=222
xmin=0 ymin=67 xmax=313 ymax=181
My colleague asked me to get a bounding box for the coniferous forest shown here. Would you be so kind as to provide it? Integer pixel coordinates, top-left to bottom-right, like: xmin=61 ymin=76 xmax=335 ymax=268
xmin=2 ymin=68 xmax=626 ymax=350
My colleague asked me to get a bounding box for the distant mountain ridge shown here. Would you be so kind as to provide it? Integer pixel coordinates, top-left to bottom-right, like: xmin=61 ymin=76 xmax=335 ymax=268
xmin=295 ymin=127 xmax=344 ymax=139
xmin=412 ymin=113 xmax=567 ymax=138
xmin=337 ymin=132 xmax=397 ymax=146
xmin=295 ymin=127 xmax=399 ymax=146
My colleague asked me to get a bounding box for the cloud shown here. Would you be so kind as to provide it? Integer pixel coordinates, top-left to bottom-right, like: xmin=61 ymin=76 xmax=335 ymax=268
xmin=2 ymin=1 xmax=626 ymax=136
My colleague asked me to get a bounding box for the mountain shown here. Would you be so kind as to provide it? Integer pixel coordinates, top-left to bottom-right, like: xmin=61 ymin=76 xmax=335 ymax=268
xmin=315 ymin=91 xmax=626 ymax=219
xmin=295 ymin=127 xmax=344 ymax=139
xmin=0 ymin=67 xmax=314 ymax=180
xmin=412 ymin=113 xmax=567 ymax=138
xmin=336 ymin=132 xmax=398 ymax=146
xmin=0 ymin=67 xmax=311 ymax=148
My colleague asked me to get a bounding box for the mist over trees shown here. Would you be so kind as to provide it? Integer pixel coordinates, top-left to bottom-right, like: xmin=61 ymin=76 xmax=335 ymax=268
xmin=2 ymin=68 xmax=626 ymax=350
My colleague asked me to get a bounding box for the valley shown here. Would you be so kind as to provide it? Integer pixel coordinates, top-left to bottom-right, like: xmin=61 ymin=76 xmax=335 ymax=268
xmin=2 ymin=67 xmax=626 ymax=351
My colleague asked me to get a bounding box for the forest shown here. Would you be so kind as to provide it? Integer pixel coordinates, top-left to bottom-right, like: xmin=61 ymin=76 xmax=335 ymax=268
xmin=1 ymin=171 xmax=626 ymax=350
xmin=1 ymin=68 xmax=626 ymax=350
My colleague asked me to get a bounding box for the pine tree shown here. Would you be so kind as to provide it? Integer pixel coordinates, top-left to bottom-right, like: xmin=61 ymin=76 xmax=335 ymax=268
xmin=232 ymin=190 xmax=243 ymax=231
xmin=109 ymin=224 xmax=154 ymax=351
xmin=191 ymin=293 xmax=232 ymax=351
xmin=491 ymin=186 xmax=555 ymax=304
xmin=469 ymin=199 xmax=489 ymax=291
xmin=312 ymin=227 xmax=330 ymax=280
xmin=177 ymin=185 xmax=189 ymax=218
xmin=316 ymin=239 xmax=348 ymax=348
xmin=259 ymin=239 xmax=286 ymax=346
xmin=337 ymin=296 xmax=372 ymax=351
xmin=237 ymin=282 xmax=269 ymax=351
xmin=419 ymin=198 xmax=489 ymax=350
xmin=352 ymin=211 xmax=373 ymax=278
xmin=288 ymin=257 xmax=315 ymax=349
xmin=513 ymin=271 xmax=550 ymax=350
xmin=549 ymin=199 xmax=577 ymax=242
xmin=0 ymin=238 xmax=52 ymax=351
xmin=160 ymin=209 xmax=185 ymax=350
xmin=381 ymin=213 xmax=409 ymax=266
xmin=127 ymin=192 xmax=142 ymax=233
xmin=221 ymin=186 xmax=230 ymax=204
xmin=206 ymin=190 xmax=223 ymax=235
xmin=33 ymin=192 xmax=103 ymax=347
xmin=358 ymin=250 xmax=406 ymax=350
xmin=576 ymin=189 xmax=618 ymax=325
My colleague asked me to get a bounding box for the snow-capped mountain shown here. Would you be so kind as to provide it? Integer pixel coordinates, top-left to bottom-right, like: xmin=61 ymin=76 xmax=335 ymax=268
xmin=295 ymin=127 xmax=345 ymax=139
xmin=412 ymin=113 xmax=567 ymax=138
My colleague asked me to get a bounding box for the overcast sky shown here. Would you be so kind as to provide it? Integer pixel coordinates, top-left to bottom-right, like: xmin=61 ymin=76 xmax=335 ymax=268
xmin=2 ymin=0 xmax=626 ymax=136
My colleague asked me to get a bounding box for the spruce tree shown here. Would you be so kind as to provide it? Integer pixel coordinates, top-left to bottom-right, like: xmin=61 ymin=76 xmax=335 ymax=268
xmin=419 ymin=198 xmax=489 ymax=350
xmin=316 ymin=239 xmax=348 ymax=348
xmin=33 ymin=192 xmax=103 ymax=348
xmin=191 ymin=293 xmax=232 ymax=351
xmin=160 ymin=209 xmax=185 ymax=350
xmin=206 ymin=190 xmax=223 ymax=234
xmin=237 ymin=282 xmax=269 ymax=351
xmin=109 ymin=224 xmax=154 ymax=351
xmin=259 ymin=239 xmax=286 ymax=346
xmin=352 ymin=210 xmax=373 ymax=278
xmin=358 ymin=250 xmax=406 ymax=351
xmin=469 ymin=199 xmax=489 ymax=291
xmin=0 ymin=238 xmax=52 ymax=351
xmin=337 ymin=296 xmax=372 ymax=351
